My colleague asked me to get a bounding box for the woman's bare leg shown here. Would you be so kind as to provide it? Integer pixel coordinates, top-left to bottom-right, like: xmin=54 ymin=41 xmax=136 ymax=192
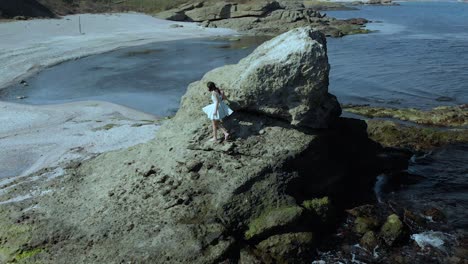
xmin=212 ymin=120 xmax=218 ymax=140
xmin=218 ymin=122 xmax=230 ymax=140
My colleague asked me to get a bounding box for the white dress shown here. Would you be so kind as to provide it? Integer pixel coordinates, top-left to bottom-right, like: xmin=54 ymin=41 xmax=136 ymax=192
xmin=202 ymin=92 xmax=233 ymax=120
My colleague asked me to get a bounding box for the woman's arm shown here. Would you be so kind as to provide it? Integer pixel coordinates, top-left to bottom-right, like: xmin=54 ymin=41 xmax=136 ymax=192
xmin=221 ymin=89 xmax=227 ymax=101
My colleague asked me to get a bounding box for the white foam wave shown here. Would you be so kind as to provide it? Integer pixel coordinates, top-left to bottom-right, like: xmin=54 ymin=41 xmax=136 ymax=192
xmin=411 ymin=231 xmax=455 ymax=250
xmin=373 ymin=174 xmax=387 ymax=203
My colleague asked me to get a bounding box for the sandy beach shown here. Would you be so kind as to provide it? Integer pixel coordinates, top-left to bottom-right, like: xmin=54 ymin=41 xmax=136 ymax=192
xmin=0 ymin=13 xmax=236 ymax=181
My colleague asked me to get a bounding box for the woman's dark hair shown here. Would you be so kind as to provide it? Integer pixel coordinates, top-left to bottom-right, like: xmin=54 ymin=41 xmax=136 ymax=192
xmin=207 ymin=81 xmax=221 ymax=94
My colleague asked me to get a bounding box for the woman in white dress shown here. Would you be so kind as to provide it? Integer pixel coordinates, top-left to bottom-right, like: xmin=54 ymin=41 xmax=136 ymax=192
xmin=202 ymin=81 xmax=233 ymax=142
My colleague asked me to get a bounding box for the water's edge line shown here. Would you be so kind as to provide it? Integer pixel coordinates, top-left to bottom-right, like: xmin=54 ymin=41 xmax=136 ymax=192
xmin=0 ymin=34 xmax=239 ymax=92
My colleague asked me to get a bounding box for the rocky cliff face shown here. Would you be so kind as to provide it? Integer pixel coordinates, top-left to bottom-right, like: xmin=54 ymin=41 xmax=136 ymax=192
xmin=0 ymin=27 xmax=407 ymax=263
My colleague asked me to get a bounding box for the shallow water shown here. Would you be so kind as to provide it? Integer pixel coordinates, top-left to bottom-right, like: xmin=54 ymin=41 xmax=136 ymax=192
xmin=0 ymin=37 xmax=266 ymax=116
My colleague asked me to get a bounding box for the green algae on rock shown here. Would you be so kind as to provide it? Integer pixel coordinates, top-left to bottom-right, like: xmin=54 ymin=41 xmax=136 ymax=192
xmin=14 ymin=248 xmax=43 ymax=262
xmin=0 ymin=207 xmax=37 ymax=263
xmin=302 ymin=196 xmax=334 ymax=223
xmin=366 ymin=119 xmax=468 ymax=151
xmin=354 ymin=216 xmax=380 ymax=235
xmin=256 ymin=232 xmax=315 ymax=264
xmin=343 ymin=104 xmax=468 ymax=127
xmin=360 ymin=230 xmax=379 ymax=250
xmin=244 ymin=206 xmax=303 ymax=240
xmin=380 ymin=214 xmax=406 ymax=246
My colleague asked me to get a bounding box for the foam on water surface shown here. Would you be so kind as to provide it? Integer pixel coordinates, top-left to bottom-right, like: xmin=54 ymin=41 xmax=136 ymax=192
xmin=410 ymin=231 xmax=455 ymax=250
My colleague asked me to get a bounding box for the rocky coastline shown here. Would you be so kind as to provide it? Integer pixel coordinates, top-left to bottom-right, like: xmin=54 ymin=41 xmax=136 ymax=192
xmin=0 ymin=27 xmax=411 ymax=263
xmin=1 ymin=1 xmax=466 ymax=263
xmin=343 ymin=104 xmax=468 ymax=152
xmin=156 ymin=1 xmax=371 ymax=37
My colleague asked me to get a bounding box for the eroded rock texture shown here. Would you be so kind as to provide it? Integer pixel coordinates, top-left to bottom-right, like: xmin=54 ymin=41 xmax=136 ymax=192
xmin=0 ymin=28 xmax=407 ymax=264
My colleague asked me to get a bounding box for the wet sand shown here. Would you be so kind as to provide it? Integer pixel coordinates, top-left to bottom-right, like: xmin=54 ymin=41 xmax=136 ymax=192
xmin=0 ymin=100 xmax=161 ymax=179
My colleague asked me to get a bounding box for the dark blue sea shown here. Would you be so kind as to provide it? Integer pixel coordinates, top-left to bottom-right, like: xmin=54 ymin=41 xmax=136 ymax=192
xmin=325 ymin=1 xmax=468 ymax=232
xmin=326 ymin=1 xmax=468 ymax=109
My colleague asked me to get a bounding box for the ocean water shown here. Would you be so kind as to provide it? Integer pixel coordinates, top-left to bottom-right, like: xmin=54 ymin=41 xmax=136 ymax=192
xmin=326 ymin=1 xmax=468 ymax=108
xmin=324 ymin=2 xmax=468 ymax=232
xmin=0 ymin=37 xmax=262 ymax=116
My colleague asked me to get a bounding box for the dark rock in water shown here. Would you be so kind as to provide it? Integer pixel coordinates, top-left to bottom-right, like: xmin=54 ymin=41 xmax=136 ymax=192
xmin=346 ymin=204 xmax=376 ymax=218
xmin=435 ymin=96 xmax=454 ymax=102
xmin=343 ymin=18 xmax=369 ymax=25
xmin=380 ymin=214 xmax=406 ymax=246
xmin=0 ymin=28 xmax=409 ymax=263
xmin=423 ymin=207 xmax=447 ymax=222
xmin=368 ymin=0 xmax=395 ymax=5
xmin=0 ymin=0 xmax=55 ymax=19
xmin=403 ymin=209 xmax=427 ymax=232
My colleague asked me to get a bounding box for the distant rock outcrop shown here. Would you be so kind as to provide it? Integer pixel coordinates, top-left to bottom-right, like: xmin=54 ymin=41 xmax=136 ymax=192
xmin=155 ymin=1 xmax=370 ymax=37
xmin=0 ymin=0 xmax=55 ymax=19
xmin=0 ymin=28 xmax=408 ymax=263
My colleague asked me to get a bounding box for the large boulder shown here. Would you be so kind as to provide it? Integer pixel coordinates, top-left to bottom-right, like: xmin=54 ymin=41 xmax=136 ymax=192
xmin=0 ymin=28 xmax=404 ymax=263
xmin=181 ymin=27 xmax=340 ymax=128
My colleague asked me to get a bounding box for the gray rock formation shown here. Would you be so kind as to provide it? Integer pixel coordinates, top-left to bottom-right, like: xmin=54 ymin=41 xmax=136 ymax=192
xmin=0 ymin=28 xmax=407 ymax=263
xmin=181 ymin=27 xmax=339 ymax=128
xmin=368 ymin=0 xmax=394 ymax=5
xmin=156 ymin=0 xmax=369 ymax=37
